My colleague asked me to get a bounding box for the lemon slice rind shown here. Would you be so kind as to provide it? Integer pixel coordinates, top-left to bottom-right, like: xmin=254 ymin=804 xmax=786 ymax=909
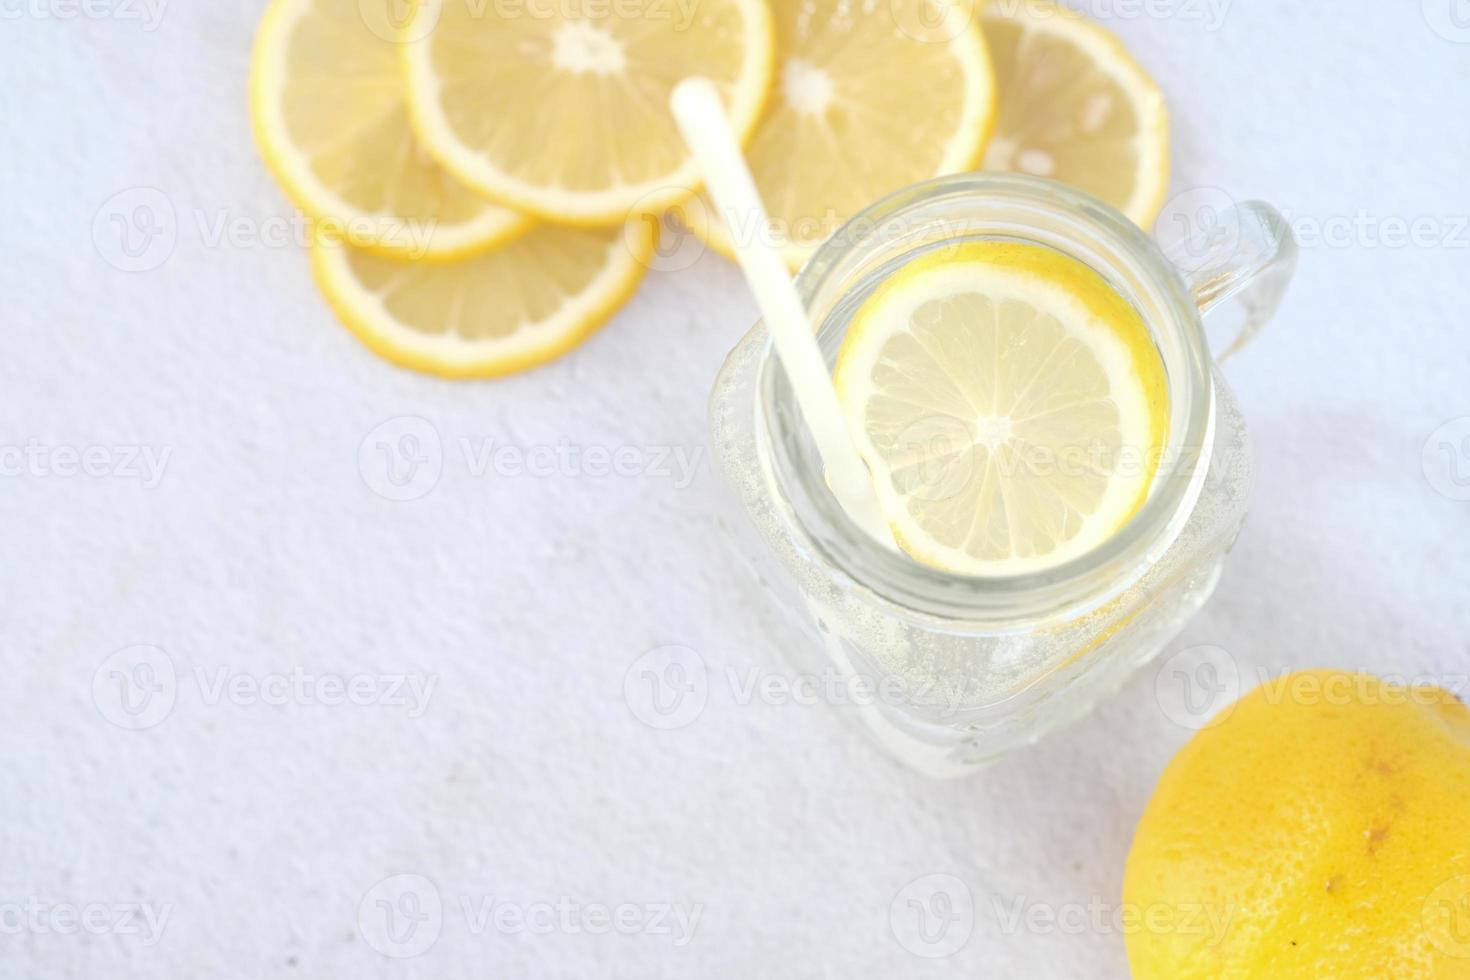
xmin=249 ymin=0 xmax=530 ymax=262
xmin=401 ymin=0 xmax=776 ymax=226
xmin=833 ymin=243 xmax=1167 ymax=576
xmin=981 ymin=0 xmax=1169 ymax=229
xmin=684 ymin=0 xmax=997 ymax=271
xmin=310 ymin=222 xmax=655 ymax=379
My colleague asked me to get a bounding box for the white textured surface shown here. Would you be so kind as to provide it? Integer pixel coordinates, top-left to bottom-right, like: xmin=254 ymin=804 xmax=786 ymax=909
xmin=3 ymin=2 xmax=1469 ymax=977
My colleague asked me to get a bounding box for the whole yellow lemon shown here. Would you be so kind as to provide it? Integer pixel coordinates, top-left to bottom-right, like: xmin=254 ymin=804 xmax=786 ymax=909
xmin=1124 ymin=668 xmax=1470 ymax=979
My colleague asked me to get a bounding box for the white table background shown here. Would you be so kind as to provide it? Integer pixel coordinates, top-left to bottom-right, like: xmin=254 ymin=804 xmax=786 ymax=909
xmin=3 ymin=1 xmax=1469 ymax=976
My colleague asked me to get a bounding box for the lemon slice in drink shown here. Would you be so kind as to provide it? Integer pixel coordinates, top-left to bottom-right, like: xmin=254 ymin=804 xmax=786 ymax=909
xmin=310 ymin=222 xmax=655 ymax=378
xmin=685 ymin=0 xmax=996 ymax=271
xmin=981 ymin=0 xmax=1169 ymax=228
xmin=833 ymin=241 xmax=1168 ymax=575
xmin=401 ymin=0 xmax=775 ymax=225
xmin=249 ymin=0 xmax=529 ymax=261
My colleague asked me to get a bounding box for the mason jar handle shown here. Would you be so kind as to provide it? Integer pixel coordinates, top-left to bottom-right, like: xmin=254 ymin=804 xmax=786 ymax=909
xmin=1161 ymin=201 xmax=1297 ymax=364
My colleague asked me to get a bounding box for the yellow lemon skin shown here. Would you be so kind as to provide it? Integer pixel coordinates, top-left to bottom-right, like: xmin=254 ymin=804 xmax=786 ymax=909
xmin=1124 ymin=669 xmax=1470 ymax=979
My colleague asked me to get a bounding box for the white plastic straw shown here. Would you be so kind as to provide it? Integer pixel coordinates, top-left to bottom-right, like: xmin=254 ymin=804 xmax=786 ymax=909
xmin=669 ymin=78 xmax=894 ymax=547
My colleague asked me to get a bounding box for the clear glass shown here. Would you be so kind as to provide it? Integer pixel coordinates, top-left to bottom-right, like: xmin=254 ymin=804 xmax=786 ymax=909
xmin=709 ymin=174 xmax=1296 ymax=776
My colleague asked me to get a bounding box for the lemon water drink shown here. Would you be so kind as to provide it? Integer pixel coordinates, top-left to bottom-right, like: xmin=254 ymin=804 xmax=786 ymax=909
xmin=831 ymin=240 xmax=1170 ymax=578
xmin=710 ymin=174 xmax=1295 ymax=775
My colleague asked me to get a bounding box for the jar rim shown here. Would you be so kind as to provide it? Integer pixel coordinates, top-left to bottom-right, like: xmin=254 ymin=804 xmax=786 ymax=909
xmin=761 ymin=173 xmax=1217 ymax=624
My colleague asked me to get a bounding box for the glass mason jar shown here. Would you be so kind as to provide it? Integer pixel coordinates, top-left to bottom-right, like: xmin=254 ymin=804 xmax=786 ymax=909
xmin=709 ymin=174 xmax=1296 ymax=776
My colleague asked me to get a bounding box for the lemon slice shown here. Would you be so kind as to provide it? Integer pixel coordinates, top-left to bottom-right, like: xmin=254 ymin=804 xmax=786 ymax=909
xmin=401 ymin=0 xmax=775 ymax=225
xmin=981 ymin=0 xmax=1169 ymax=228
xmin=310 ymin=221 xmax=655 ymax=378
xmin=833 ymin=241 xmax=1168 ymax=575
xmin=249 ymin=0 xmax=529 ymax=261
xmin=685 ymin=0 xmax=996 ymax=271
